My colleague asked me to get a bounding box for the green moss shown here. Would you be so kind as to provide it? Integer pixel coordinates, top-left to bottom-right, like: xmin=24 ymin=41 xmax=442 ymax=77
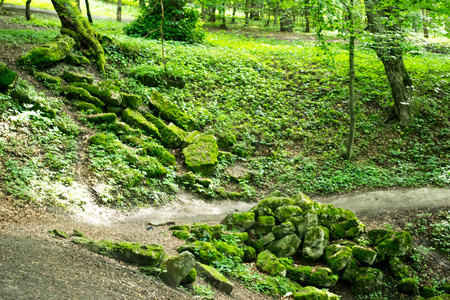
xmin=216 ymin=131 xmax=236 ymax=149
xmin=266 ymin=234 xmax=301 ymax=258
xmin=72 ymin=101 xmax=101 ymax=113
xmin=122 ymin=108 xmax=160 ymax=138
xmin=342 ymin=258 xmax=359 ymax=282
xmin=272 ymin=221 xmax=295 ymax=239
xmin=0 ymin=62 xmax=18 ymax=92
xmin=138 ymin=141 xmax=176 ymax=166
xmin=351 ymin=267 xmax=384 ymax=295
xmin=61 ymin=85 xmax=105 ymax=107
xmin=182 ymin=134 xmax=219 ymax=176
xmin=318 ymin=204 xmax=356 ymax=228
xmin=242 ymin=246 xmax=256 ymax=261
xmin=214 ymin=241 xmax=244 ymax=259
xmin=51 ymin=229 xmax=68 ymax=238
xmin=291 ymin=192 xmax=315 ymax=210
xmin=309 ymin=267 xmax=338 ymax=288
xmin=287 ymin=265 xmax=313 ymax=283
xmin=65 ymin=53 xmax=90 ymax=65
xmin=182 ymin=130 xmax=201 ymax=148
xmin=181 ymin=268 xmax=197 ymax=285
xmin=255 ymin=215 xmax=276 ymax=236
xmin=274 ymin=205 xmax=303 ymax=223
xmin=191 ymin=223 xmax=212 ymax=241
xmin=179 ymin=171 xmax=196 ymax=185
xmin=389 ymin=257 xmax=409 ymax=278
xmin=172 ymin=230 xmax=192 ymax=240
xmin=73 ymin=229 xmax=85 ymax=237
xmin=302 ymin=226 xmax=330 ymax=262
xmin=397 ymin=277 xmax=418 ymax=294
xmin=352 ymin=245 xmax=377 ymax=265
xmin=293 ymin=286 xmax=340 ymax=300
xmin=178 ymin=241 xmax=224 ymax=264
xmin=258 ymin=197 xmax=294 ymax=212
xmin=106 ymin=106 xmax=124 ymax=116
xmin=72 ymin=82 xmax=121 ymax=106
xmin=289 ymin=212 xmax=319 ymax=240
xmin=324 ymin=244 xmax=353 ymax=272
xmin=256 ymin=250 xmax=287 ymax=277
xmin=34 ymin=71 xmax=61 ymax=87
xmin=10 ymin=84 xmax=56 ymax=117
xmin=196 ymin=177 xmax=212 ymax=187
xmin=120 ymin=92 xmax=142 ymax=108
xmin=140 ymin=111 xmax=183 ymax=148
xmin=330 ymin=218 xmax=366 ymax=240
xmin=109 ymin=121 xmax=141 ymax=136
xmin=19 ymin=34 xmax=75 ymax=69
xmin=62 ymin=70 xmax=93 ymax=84
xmin=207 ymin=225 xmax=223 ymax=239
xmin=375 ymin=231 xmax=412 ymax=260
xmin=148 ymin=91 xmax=195 ymax=130
xmin=222 ymin=212 xmax=255 ymax=232
xmin=136 ymin=156 xmax=167 ymax=178
xmin=169 ymin=225 xmax=191 ymax=231
xmin=111 ymin=241 xmax=165 ymax=266
xmin=86 ymin=113 xmax=117 ymax=124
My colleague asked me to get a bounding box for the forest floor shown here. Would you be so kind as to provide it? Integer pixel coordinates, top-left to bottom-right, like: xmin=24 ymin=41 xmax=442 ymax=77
xmin=1 ymin=187 xmax=449 ymax=300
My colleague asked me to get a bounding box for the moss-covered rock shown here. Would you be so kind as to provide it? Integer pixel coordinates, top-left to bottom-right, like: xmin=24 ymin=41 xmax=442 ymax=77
xmin=324 ymin=244 xmax=353 ymax=272
xmin=389 ymin=257 xmax=409 ymax=278
xmin=250 ymin=205 xmax=275 ymax=218
xmin=61 ymin=85 xmax=105 ymax=107
xmin=293 ymin=286 xmax=340 ymax=300
xmin=63 ymin=70 xmax=93 ymax=84
xmin=397 ymin=277 xmax=418 ymax=294
xmin=122 ymin=108 xmax=160 ymax=138
xmin=309 ymin=267 xmax=338 ymax=288
xmin=72 ymin=82 xmax=121 ymax=106
xmin=352 ymin=245 xmax=377 ymax=265
xmin=302 ymin=226 xmax=329 ymax=261
xmin=287 ymin=265 xmax=313 ymax=283
xmin=65 ymin=53 xmax=90 ymax=65
xmin=160 ymin=251 xmax=196 ymax=287
xmin=86 ymin=113 xmax=117 ymax=124
xmin=374 ymin=231 xmax=412 ymax=261
xmin=172 ymin=230 xmax=192 ymax=240
xmin=73 ymin=229 xmax=85 ymax=237
xmin=147 ymin=91 xmax=195 ymax=130
xmin=182 ymin=130 xmax=201 ymax=148
xmin=256 ymin=250 xmax=287 ymax=277
xmin=221 ymin=212 xmax=255 ymax=232
xmin=108 ymin=121 xmax=141 ymax=136
xmin=34 ymin=71 xmax=61 ymax=87
xmin=106 ymin=106 xmax=123 ymax=116
xmin=182 ymin=134 xmax=218 ymax=176
xmin=194 ymin=262 xmax=234 ymax=294
xmin=318 ymin=204 xmax=356 ymax=228
xmin=19 ymin=34 xmax=75 ymax=69
xmin=120 ymin=92 xmax=142 ymax=108
xmin=342 ymin=258 xmax=359 ymax=282
xmin=178 ymin=241 xmax=224 ymax=264
xmin=169 ymin=225 xmax=191 ymax=231
xmin=180 ymin=268 xmax=197 ymax=285
xmin=112 ymin=241 xmax=165 ymax=266
xmin=272 ymin=221 xmax=296 ymax=239
xmin=10 ymin=84 xmax=56 ymax=117
xmin=73 ymin=100 xmax=102 ymax=114
xmin=351 ymin=267 xmax=384 ymax=295
xmin=291 ymin=192 xmax=315 ymax=210
xmin=258 ymin=197 xmax=294 ymax=212
xmin=196 ymin=177 xmax=212 ymax=187
xmin=266 ymin=234 xmax=301 ymax=258
xmin=179 ymin=171 xmax=196 ymax=185
xmin=254 ymin=215 xmax=276 ymax=236
xmin=191 ymin=223 xmax=212 ymax=241
xmin=51 ymin=229 xmax=68 ymax=238
xmin=136 ymin=156 xmax=168 ymax=178
xmin=139 ymin=111 xmax=184 ymax=148
xmin=274 ymin=205 xmax=303 ymax=223
xmin=330 ymin=218 xmax=366 ymax=240
xmin=242 ymin=246 xmax=256 ymax=261
xmin=216 ymin=131 xmax=236 ymax=149
xmin=260 ymin=232 xmax=276 ymax=246
xmin=214 ymin=241 xmax=244 ymax=259
xmin=0 ymin=62 xmax=18 ymax=92
xmin=289 ymin=212 xmax=319 ymax=240
xmin=138 ymin=141 xmax=176 ymax=166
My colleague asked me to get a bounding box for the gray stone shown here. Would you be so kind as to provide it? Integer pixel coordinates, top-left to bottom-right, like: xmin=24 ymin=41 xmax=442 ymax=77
xmin=194 ymin=262 xmax=234 ymax=294
xmin=266 ymin=234 xmax=301 ymax=258
xmin=302 ymin=226 xmax=329 ymax=261
xmin=160 ymin=251 xmax=196 ymax=287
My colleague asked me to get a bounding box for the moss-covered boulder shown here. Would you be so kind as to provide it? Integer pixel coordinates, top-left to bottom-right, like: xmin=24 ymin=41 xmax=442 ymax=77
xmin=256 ymin=250 xmax=287 ymax=277
xmin=34 ymin=71 xmax=61 ymax=87
xmin=318 ymin=204 xmax=356 ymax=228
xmin=180 ymin=268 xmax=197 ymax=285
xmin=352 ymin=245 xmax=377 ymax=265
xmin=397 ymin=277 xmax=418 ymax=294
xmin=120 ymin=92 xmax=142 ymax=108
xmin=221 ymin=212 xmax=255 ymax=232
xmin=63 ymin=70 xmax=93 ymax=84
xmin=324 ymin=244 xmax=353 ymax=272
xmin=351 ymin=267 xmax=384 ymax=295
xmin=10 ymin=84 xmax=56 ymax=117
xmin=371 ymin=230 xmax=412 ymax=261
xmin=182 ymin=134 xmax=219 ymax=176
xmin=0 ymin=62 xmax=18 ymax=92
xmin=138 ymin=141 xmax=176 ymax=166
xmin=139 ymin=110 xmax=185 ymax=148
xmin=309 ymin=267 xmax=338 ymax=288
xmin=258 ymin=197 xmax=294 ymax=212
xmin=242 ymin=246 xmax=257 ymax=261
xmin=51 ymin=229 xmax=68 ymax=238
xmin=65 ymin=53 xmax=90 ymax=65
xmin=293 ymin=286 xmax=340 ymax=300
xmin=260 ymin=232 xmax=276 ymax=246
xmin=147 ymin=91 xmax=195 ymax=130
xmin=72 ymin=82 xmax=122 ymax=106
xmin=19 ymin=34 xmax=75 ymax=69
xmin=182 ymin=130 xmax=201 ymax=148
xmin=274 ymin=205 xmax=303 ymax=223
xmin=254 ymin=215 xmax=276 ymax=236
xmin=342 ymin=258 xmax=359 ymax=282
xmin=61 ymin=85 xmax=105 ymax=107
xmin=108 ymin=121 xmax=141 ymax=136
xmin=389 ymin=257 xmax=409 ymax=278
xmin=178 ymin=241 xmax=224 ymax=264
xmin=172 ymin=230 xmax=191 ymax=240
xmin=106 ymin=106 xmax=123 ymax=116
xmin=214 ymin=241 xmax=244 ymax=259
xmin=272 ymin=221 xmax=296 ymax=239
xmin=190 ymin=223 xmax=212 ymax=241
xmin=194 ymin=262 xmax=234 ymax=294
xmin=216 ymin=131 xmax=236 ymax=149
xmin=289 ymin=212 xmax=319 ymax=240
xmin=169 ymin=225 xmax=191 ymax=231
xmin=160 ymin=251 xmax=196 ymax=287
xmin=287 ymin=265 xmax=313 ymax=283
xmin=122 ymin=108 xmax=159 ymax=138
xmin=330 ymin=218 xmax=366 ymax=240
xmin=266 ymin=234 xmax=301 ymax=258
xmin=302 ymin=226 xmax=329 ymax=261
xmin=86 ymin=113 xmax=117 ymax=124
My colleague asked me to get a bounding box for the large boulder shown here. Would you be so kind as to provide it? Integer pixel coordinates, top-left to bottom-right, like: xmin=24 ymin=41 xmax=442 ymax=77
xmin=194 ymin=263 xmax=234 ymax=294
xmin=122 ymin=108 xmax=160 ymax=138
xmin=86 ymin=113 xmax=117 ymax=124
xmin=221 ymin=212 xmax=255 ymax=232
xmin=19 ymin=34 xmax=75 ymax=69
xmin=266 ymin=234 xmax=301 ymax=258
xmin=287 ymin=265 xmax=313 ymax=283
xmin=274 ymin=205 xmax=303 ymax=223
xmin=140 ymin=110 xmax=186 ymax=148
xmin=293 ymin=286 xmax=340 ymax=300
xmin=254 ymin=215 xmax=276 ymax=236
xmin=256 ymin=250 xmax=287 ymax=277
xmin=330 ymin=218 xmax=366 ymax=240
xmin=0 ymin=62 xmax=18 ymax=92
xmin=177 ymin=241 xmax=224 ymax=264
xmin=147 ymin=91 xmax=195 ymax=130
xmin=160 ymin=251 xmax=196 ymax=287
xmin=351 ymin=267 xmax=384 ymax=295
xmin=272 ymin=221 xmax=295 ymax=239
xmin=324 ymin=244 xmax=353 ymax=272
xmin=289 ymin=212 xmax=319 ymax=240
xmin=182 ymin=134 xmax=219 ymax=176
xmin=352 ymin=245 xmax=377 ymax=265
xmin=309 ymin=267 xmax=338 ymax=288
xmin=302 ymin=226 xmax=329 ymax=261
xmin=120 ymin=92 xmax=142 ymax=108
xmin=369 ymin=230 xmax=412 ymax=261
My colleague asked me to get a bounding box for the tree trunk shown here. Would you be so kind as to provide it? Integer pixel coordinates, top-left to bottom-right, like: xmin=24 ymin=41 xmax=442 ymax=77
xmin=265 ymin=10 xmax=270 ymax=27
xmin=26 ymin=0 xmax=32 ymax=21
xmin=280 ymin=9 xmax=293 ymax=32
xmin=365 ymin=0 xmax=415 ymax=125
xmin=249 ymin=0 xmax=258 ymax=20
xmin=304 ymin=0 xmax=310 ymax=32
xmin=244 ymin=0 xmax=250 ymax=27
xmin=50 ymin=0 xmax=105 ymax=72
xmin=85 ymin=0 xmax=93 ymax=23
xmin=422 ymin=9 xmax=429 ymax=38
xmin=209 ymin=6 xmax=216 ymax=22
xmin=76 ymin=0 xmax=81 ymax=11
xmin=273 ymin=4 xmax=279 ymax=25
xmin=231 ymin=5 xmax=236 ymax=23
xmin=117 ymin=0 xmax=122 ymax=22
xmin=346 ymin=0 xmax=356 ymax=160
xmin=220 ymin=0 xmax=227 ymax=28
xmin=0 ymin=0 xmax=4 ymax=11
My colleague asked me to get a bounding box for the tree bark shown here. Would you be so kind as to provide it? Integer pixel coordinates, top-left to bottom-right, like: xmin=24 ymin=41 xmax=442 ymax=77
xmin=244 ymin=0 xmax=250 ymax=26
xmin=273 ymin=3 xmax=279 ymax=25
xmin=304 ymin=0 xmax=310 ymax=32
xmin=346 ymin=0 xmax=356 ymax=160
xmin=231 ymin=5 xmax=236 ymax=23
xmin=0 ymin=0 xmax=4 ymax=11
xmin=365 ymin=0 xmax=415 ymax=125
xmin=85 ymin=0 xmax=93 ymax=23
xmin=220 ymin=0 xmax=227 ymax=28
xmin=50 ymin=0 xmax=105 ymax=72
xmin=280 ymin=8 xmax=293 ymax=32
xmin=209 ymin=6 xmax=216 ymax=22
xmin=117 ymin=0 xmax=122 ymax=22
xmin=422 ymin=9 xmax=429 ymax=38
xmin=26 ymin=0 xmax=32 ymax=21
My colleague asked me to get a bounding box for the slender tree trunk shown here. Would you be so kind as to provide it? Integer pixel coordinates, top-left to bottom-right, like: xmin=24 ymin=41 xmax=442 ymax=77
xmin=280 ymin=9 xmax=293 ymax=32
xmin=365 ymin=0 xmax=415 ymax=124
xmin=209 ymin=6 xmax=216 ymax=22
xmin=0 ymin=0 xmax=4 ymax=11
xmin=273 ymin=4 xmax=279 ymax=25
xmin=231 ymin=5 xmax=236 ymax=23
xmin=304 ymin=0 xmax=310 ymax=32
xmin=346 ymin=0 xmax=356 ymax=160
xmin=26 ymin=0 xmax=32 ymax=21
xmin=265 ymin=10 xmax=270 ymax=27
xmin=85 ymin=0 xmax=93 ymax=23
xmin=422 ymin=9 xmax=429 ymax=38
xmin=50 ymin=0 xmax=105 ymax=72
xmin=76 ymin=0 xmax=81 ymax=11
xmin=244 ymin=0 xmax=250 ymax=27
xmin=220 ymin=0 xmax=227 ymax=28
xmin=117 ymin=0 xmax=122 ymax=22
xmin=201 ymin=2 xmax=207 ymax=20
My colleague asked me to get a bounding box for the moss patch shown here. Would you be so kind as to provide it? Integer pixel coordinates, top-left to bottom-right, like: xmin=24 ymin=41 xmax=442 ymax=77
xmin=182 ymin=134 xmax=219 ymax=176
xmin=122 ymin=108 xmax=160 ymax=138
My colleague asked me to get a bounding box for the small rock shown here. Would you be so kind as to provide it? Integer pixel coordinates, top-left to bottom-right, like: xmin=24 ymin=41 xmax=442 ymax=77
xmin=195 ymin=262 xmax=234 ymax=294
xmin=160 ymin=251 xmax=196 ymax=287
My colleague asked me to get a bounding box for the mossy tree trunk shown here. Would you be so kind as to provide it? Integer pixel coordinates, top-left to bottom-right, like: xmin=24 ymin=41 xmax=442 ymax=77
xmin=50 ymin=0 xmax=105 ymax=72
xmin=117 ymin=0 xmax=122 ymax=22
xmin=26 ymin=0 xmax=32 ymax=21
xmin=346 ymin=0 xmax=356 ymax=160
xmin=85 ymin=0 xmax=93 ymax=23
